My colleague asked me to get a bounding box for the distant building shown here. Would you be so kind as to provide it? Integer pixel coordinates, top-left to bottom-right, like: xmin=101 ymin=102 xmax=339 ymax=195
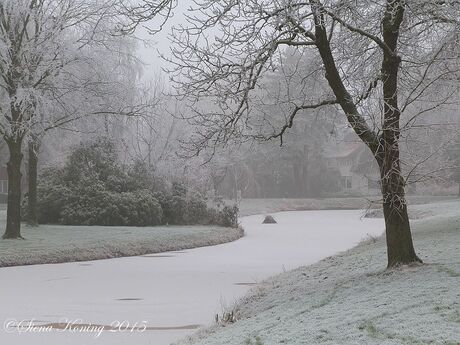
xmin=325 ymin=139 xmax=381 ymax=196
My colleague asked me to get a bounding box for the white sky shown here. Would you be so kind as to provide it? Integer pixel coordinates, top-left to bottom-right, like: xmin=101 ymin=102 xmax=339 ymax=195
xmin=135 ymin=1 xmax=190 ymax=82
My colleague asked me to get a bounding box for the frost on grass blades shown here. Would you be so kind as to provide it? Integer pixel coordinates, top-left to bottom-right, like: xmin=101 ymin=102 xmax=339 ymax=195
xmin=0 ymin=1 xmax=458 ymax=345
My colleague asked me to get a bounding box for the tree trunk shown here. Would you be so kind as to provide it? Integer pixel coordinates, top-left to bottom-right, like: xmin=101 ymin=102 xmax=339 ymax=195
xmin=2 ymin=138 xmax=24 ymax=239
xmin=27 ymin=139 xmax=39 ymax=226
xmin=379 ymin=0 xmax=421 ymax=267
xmin=302 ymin=145 xmax=309 ymax=197
xmin=311 ymin=0 xmax=421 ymax=267
xmin=292 ymin=161 xmax=302 ymax=197
xmin=380 ymin=157 xmax=421 ymax=267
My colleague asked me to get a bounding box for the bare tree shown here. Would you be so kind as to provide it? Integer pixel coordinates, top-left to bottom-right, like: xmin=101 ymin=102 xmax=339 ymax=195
xmin=164 ymin=0 xmax=459 ymax=267
xmin=447 ymin=132 xmax=460 ymax=196
xmin=24 ymin=33 xmax=153 ymax=226
xmin=0 ymin=0 xmax=135 ymax=238
xmin=121 ymin=75 xmax=172 ymax=169
xmin=114 ymin=0 xmax=177 ymax=34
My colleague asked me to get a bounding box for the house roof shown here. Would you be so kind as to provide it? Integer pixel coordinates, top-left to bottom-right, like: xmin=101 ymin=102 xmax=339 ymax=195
xmin=324 ymin=142 xmax=362 ymax=159
xmin=353 ymin=149 xmax=380 ymax=175
xmin=324 ymin=137 xmax=380 ymax=176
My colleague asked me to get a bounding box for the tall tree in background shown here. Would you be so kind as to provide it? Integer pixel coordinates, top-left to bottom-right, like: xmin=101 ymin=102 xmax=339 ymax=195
xmin=23 ymin=34 xmax=153 ymax=226
xmin=448 ymin=135 xmax=460 ymax=196
xmin=0 ymin=0 xmax=132 ymax=238
xmin=165 ymin=0 xmax=459 ymax=267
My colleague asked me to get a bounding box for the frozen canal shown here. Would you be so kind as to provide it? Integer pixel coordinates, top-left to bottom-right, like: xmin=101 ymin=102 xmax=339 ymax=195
xmin=0 ymin=210 xmax=384 ymax=345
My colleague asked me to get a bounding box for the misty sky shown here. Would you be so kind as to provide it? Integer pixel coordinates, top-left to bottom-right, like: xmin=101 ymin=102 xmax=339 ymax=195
xmin=136 ymin=1 xmax=189 ymax=81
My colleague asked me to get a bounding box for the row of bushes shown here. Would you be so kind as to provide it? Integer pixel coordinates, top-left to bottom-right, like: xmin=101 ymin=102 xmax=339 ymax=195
xmin=39 ymin=185 xmax=163 ymax=226
xmin=29 ymin=138 xmax=239 ymax=228
xmin=36 ymin=181 xmax=238 ymax=227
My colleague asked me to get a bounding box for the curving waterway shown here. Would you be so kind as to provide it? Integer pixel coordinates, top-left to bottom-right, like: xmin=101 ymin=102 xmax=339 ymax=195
xmin=0 ymin=210 xmax=384 ymax=345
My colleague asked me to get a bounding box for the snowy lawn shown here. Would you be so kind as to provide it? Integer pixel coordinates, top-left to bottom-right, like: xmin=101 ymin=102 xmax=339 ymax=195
xmin=0 ymin=209 xmax=384 ymax=345
xmin=0 ymin=210 xmax=242 ymax=267
xmin=237 ymin=195 xmax=455 ymax=216
xmin=183 ymin=200 xmax=460 ymax=345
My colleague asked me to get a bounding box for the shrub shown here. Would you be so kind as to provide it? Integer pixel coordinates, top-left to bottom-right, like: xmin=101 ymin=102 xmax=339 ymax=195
xmin=208 ymin=204 xmax=239 ymax=228
xmin=158 ymin=183 xmax=226 ymax=226
xmin=59 ymin=189 xmax=162 ymax=226
xmin=156 ymin=192 xmax=186 ymax=225
xmin=215 ymin=205 xmax=239 ymax=228
xmin=125 ymin=160 xmax=156 ymax=192
xmin=185 ymin=191 xmax=209 ymax=224
xmin=128 ymin=190 xmax=163 ymax=226
xmin=35 ymin=138 xmax=236 ymax=227
xmin=169 ymin=194 xmax=188 ymax=224
xmin=164 ymin=182 xmax=188 ymax=224
xmin=36 ymin=184 xmax=72 ymax=224
xmin=64 ymin=137 xmax=125 ymax=192
xmin=59 ymin=180 xmax=109 ymax=225
xmin=29 ymin=167 xmax=72 ymax=224
xmin=172 ymin=181 xmax=186 ymax=198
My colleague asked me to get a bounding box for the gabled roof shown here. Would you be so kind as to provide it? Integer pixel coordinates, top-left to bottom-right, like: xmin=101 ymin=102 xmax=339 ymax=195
xmin=324 ymin=142 xmax=362 ymax=159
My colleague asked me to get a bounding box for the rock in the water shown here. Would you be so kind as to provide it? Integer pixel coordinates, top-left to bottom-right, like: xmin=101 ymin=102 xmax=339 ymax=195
xmin=262 ymin=215 xmax=277 ymax=224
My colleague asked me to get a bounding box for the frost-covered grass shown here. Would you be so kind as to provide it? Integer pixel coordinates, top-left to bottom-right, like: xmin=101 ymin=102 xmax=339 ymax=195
xmin=365 ymin=198 xmax=460 ymax=220
xmin=237 ymin=195 xmax=455 ymax=216
xmin=182 ymin=200 xmax=460 ymax=345
xmin=0 ymin=210 xmax=242 ymax=267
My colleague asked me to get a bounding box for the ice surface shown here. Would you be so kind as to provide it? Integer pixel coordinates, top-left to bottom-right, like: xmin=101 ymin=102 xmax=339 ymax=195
xmin=0 ymin=209 xmax=384 ymax=345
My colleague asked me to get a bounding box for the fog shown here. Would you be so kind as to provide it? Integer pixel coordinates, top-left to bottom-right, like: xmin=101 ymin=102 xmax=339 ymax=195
xmin=0 ymin=1 xmax=459 ymax=344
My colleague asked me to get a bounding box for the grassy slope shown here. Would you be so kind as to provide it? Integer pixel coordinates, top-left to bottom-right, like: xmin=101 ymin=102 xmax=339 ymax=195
xmin=183 ymin=200 xmax=460 ymax=345
xmin=0 ymin=210 xmax=242 ymax=267
xmin=237 ymin=196 xmax=455 ymax=216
